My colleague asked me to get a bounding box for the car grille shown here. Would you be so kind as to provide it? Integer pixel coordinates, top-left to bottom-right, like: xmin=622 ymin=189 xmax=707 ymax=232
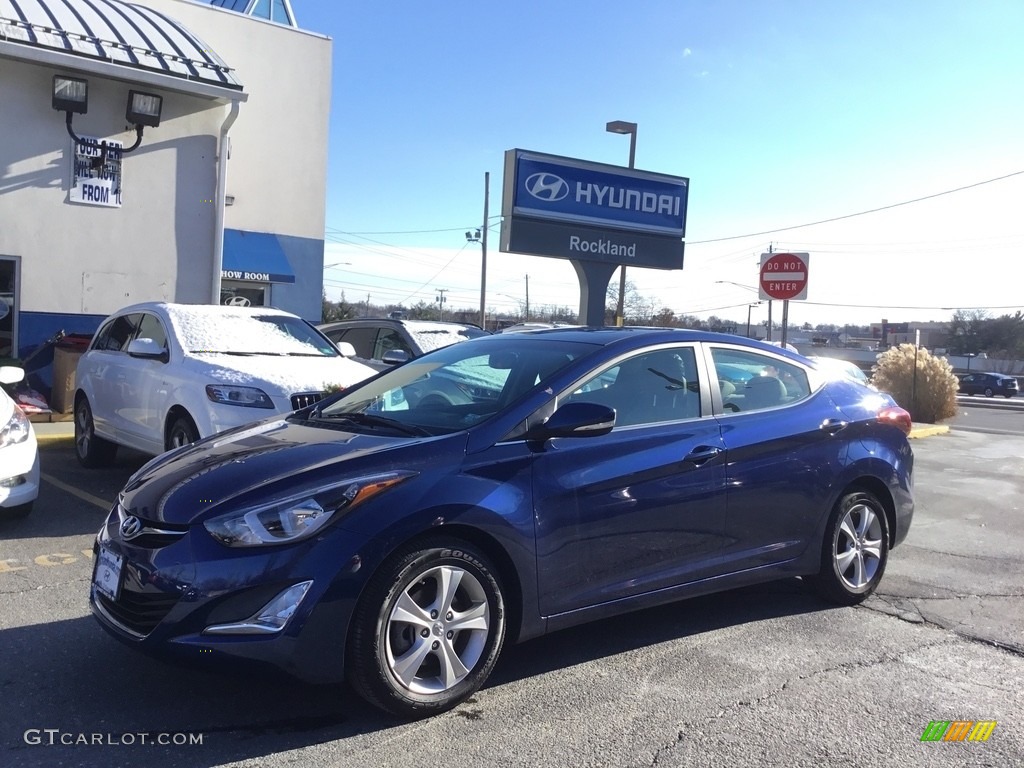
xmin=96 ymin=577 xmax=179 ymax=637
xmin=291 ymin=391 xmax=327 ymax=410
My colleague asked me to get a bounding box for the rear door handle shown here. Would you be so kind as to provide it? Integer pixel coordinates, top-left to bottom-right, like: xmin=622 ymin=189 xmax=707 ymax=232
xmin=820 ymin=418 xmax=848 ymax=435
xmin=683 ymin=445 xmax=723 ymax=466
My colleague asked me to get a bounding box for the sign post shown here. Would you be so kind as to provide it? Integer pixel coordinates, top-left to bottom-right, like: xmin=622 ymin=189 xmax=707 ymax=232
xmin=759 ymin=252 xmax=810 ymax=348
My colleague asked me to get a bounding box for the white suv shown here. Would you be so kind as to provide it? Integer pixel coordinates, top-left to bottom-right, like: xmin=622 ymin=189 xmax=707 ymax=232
xmin=73 ymin=302 xmax=376 ymax=466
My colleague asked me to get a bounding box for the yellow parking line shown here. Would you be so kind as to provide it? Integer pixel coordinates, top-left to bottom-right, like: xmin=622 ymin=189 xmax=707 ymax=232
xmin=35 ymin=432 xmax=75 ymax=442
xmin=40 ymin=472 xmax=114 ymax=511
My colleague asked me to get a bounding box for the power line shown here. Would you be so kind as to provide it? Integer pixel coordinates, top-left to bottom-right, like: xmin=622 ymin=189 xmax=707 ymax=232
xmin=688 ymin=169 xmax=1024 ymax=244
xmin=327 ymin=215 xmax=503 ymax=237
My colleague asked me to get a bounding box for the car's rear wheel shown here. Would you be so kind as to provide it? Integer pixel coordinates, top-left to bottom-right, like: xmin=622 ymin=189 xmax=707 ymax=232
xmin=74 ymin=397 xmax=118 ymax=468
xmin=347 ymin=538 xmax=506 ymax=718
xmin=984 ymin=387 xmax=994 ymax=397
xmin=166 ymin=414 xmax=199 ymax=451
xmin=810 ymin=490 xmax=889 ymax=605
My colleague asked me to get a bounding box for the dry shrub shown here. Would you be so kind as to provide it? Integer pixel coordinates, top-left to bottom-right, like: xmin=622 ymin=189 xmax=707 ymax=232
xmin=871 ymin=343 xmax=958 ymax=423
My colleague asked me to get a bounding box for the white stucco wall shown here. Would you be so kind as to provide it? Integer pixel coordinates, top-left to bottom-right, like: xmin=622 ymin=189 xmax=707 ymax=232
xmin=0 ymin=56 xmax=223 ymax=316
xmin=143 ymin=0 xmax=333 ymax=243
xmin=0 ymin=0 xmax=332 ymax=345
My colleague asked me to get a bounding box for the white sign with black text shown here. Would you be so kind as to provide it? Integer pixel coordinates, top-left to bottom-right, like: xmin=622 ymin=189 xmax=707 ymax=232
xmin=70 ymin=136 xmax=123 ymax=208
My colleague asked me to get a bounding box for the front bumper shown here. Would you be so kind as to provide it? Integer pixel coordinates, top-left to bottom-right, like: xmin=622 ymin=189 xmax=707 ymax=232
xmin=0 ymin=434 xmax=40 ymax=509
xmin=89 ymin=504 xmax=376 ymax=684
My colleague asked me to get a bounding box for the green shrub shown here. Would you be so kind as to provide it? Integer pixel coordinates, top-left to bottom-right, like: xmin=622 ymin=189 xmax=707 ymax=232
xmin=871 ymin=344 xmax=958 ymax=423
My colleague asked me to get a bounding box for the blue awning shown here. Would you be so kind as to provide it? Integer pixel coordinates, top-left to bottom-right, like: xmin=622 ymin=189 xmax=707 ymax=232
xmin=221 ymin=230 xmax=295 ymax=284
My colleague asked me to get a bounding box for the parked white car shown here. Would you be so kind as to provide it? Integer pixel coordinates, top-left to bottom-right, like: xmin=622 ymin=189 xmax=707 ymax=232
xmin=73 ymin=302 xmax=376 ymax=466
xmin=0 ymin=366 xmax=40 ymax=517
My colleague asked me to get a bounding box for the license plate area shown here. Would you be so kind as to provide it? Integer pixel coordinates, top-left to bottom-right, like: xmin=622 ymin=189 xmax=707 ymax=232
xmin=93 ymin=546 xmax=123 ymax=602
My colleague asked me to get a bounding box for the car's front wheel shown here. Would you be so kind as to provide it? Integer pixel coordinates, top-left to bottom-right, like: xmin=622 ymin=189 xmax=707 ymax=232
xmin=166 ymin=414 xmax=199 ymax=451
xmin=810 ymin=490 xmax=889 ymax=606
xmin=74 ymin=397 xmax=118 ymax=468
xmin=347 ymin=538 xmax=506 ymax=718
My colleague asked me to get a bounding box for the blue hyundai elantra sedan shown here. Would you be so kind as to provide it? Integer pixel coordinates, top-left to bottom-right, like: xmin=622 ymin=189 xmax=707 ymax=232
xmin=90 ymin=328 xmax=914 ymax=718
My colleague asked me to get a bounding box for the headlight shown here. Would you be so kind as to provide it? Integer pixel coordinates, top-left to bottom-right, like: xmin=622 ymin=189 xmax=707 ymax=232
xmin=0 ymin=406 xmax=31 ymax=448
xmin=205 ymin=384 xmax=274 ymax=409
xmin=203 ymin=471 xmax=416 ymax=547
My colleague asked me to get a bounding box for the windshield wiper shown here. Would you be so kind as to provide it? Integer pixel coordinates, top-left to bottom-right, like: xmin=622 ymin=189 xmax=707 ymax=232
xmin=314 ymin=411 xmax=431 ymax=437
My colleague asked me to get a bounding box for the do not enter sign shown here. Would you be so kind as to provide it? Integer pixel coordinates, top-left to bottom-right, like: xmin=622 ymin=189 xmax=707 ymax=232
xmin=759 ymin=252 xmax=809 ymax=301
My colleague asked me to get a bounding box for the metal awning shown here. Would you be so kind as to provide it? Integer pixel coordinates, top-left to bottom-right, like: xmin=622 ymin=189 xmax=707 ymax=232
xmin=221 ymin=230 xmax=295 ymax=284
xmin=0 ymin=0 xmax=245 ymax=100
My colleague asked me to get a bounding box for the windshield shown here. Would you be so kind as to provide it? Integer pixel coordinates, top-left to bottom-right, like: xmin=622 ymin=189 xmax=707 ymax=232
xmin=314 ymin=337 xmax=595 ymax=435
xmin=169 ymin=306 xmax=339 ymax=357
xmin=408 ymin=323 xmax=489 ymax=354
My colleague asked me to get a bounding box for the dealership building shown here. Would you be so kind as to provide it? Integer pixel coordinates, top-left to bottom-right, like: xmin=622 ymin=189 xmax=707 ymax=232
xmin=0 ymin=0 xmax=331 ymax=368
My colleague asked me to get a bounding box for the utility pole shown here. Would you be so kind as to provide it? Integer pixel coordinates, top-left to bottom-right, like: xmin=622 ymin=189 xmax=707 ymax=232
xmin=436 ymin=288 xmax=448 ymax=321
xmin=765 ymin=243 xmax=773 ymax=341
xmin=524 ymin=275 xmax=530 ymax=321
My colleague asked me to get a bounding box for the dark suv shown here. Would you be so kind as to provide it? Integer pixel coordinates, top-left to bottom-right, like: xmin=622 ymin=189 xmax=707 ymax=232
xmin=958 ymin=372 xmax=1019 ymax=398
xmin=318 ymin=318 xmax=488 ymax=371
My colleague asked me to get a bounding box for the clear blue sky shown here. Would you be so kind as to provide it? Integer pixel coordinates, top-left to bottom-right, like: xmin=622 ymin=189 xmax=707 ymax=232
xmin=297 ymin=0 xmax=1024 ymax=329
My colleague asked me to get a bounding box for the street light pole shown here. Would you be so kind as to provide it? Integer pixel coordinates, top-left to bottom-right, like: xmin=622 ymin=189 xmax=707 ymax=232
xmin=606 ymin=120 xmax=637 ymax=327
xmin=746 ymin=302 xmax=760 ymax=338
xmin=479 ymin=172 xmax=489 ymax=329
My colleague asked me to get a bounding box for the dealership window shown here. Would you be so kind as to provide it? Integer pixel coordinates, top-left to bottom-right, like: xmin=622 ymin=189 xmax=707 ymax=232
xmin=220 ymin=282 xmax=267 ymax=308
xmin=0 ymin=258 xmax=16 ymax=359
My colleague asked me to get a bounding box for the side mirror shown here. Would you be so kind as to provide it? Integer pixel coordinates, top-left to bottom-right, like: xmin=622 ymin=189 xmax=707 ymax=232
xmin=527 ymin=401 xmax=615 ymax=441
xmin=382 ymin=349 xmax=410 ymax=366
xmin=334 ymin=341 xmax=357 ymax=358
xmin=0 ymin=365 xmax=26 ymax=386
xmin=127 ymin=337 xmax=168 ymax=363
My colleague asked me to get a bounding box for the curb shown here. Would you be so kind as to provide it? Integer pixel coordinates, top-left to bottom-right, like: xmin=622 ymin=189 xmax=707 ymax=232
xmin=908 ymin=424 xmax=950 ymax=439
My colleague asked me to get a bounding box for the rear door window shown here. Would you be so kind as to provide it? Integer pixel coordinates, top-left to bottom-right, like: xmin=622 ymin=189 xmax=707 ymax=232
xmin=711 ymin=348 xmax=810 ymax=413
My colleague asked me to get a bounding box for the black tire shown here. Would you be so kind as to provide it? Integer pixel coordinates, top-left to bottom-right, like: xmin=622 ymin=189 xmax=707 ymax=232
xmin=347 ymin=537 xmax=506 ymax=718
xmin=984 ymin=387 xmax=994 ymax=398
xmin=165 ymin=414 xmax=199 ymax=451
xmin=74 ymin=397 xmax=118 ymax=468
xmin=810 ymin=490 xmax=889 ymax=606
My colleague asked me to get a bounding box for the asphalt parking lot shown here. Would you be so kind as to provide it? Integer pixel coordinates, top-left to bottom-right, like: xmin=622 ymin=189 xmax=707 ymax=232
xmin=1 ymin=429 xmax=1021 ymax=767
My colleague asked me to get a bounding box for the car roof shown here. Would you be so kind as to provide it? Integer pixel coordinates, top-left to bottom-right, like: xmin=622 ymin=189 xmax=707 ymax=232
xmin=467 ymin=326 xmax=809 ymax=359
xmin=318 ymin=318 xmax=482 ymax=331
xmin=105 ymin=301 xmax=297 ymax=319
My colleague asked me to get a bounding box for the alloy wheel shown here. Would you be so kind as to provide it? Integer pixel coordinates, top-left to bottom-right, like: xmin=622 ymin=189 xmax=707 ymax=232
xmin=833 ymin=501 xmax=883 ymax=591
xmin=384 ymin=564 xmax=490 ymax=695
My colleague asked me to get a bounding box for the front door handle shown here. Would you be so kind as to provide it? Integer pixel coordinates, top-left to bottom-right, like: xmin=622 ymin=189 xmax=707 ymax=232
xmin=684 ymin=445 xmax=723 ymax=466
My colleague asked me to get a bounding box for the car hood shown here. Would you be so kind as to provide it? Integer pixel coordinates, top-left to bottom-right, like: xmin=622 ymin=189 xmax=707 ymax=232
xmin=179 ymin=353 xmax=375 ymax=396
xmin=118 ymin=417 xmax=459 ymax=525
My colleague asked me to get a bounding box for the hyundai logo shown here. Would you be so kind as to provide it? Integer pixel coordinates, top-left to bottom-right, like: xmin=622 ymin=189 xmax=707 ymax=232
xmin=524 ymin=172 xmax=569 ymax=202
xmin=120 ymin=515 xmax=143 ymax=540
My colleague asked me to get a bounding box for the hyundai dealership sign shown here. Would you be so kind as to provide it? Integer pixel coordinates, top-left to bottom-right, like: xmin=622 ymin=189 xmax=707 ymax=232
xmin=501 ymin=149 xmax=688 ymax=269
